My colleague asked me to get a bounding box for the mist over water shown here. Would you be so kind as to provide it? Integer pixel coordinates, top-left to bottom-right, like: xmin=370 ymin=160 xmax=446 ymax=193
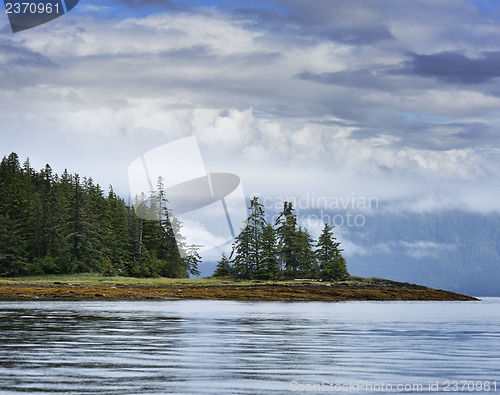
xmin=0 ymin=299 xmax=499 ymax=394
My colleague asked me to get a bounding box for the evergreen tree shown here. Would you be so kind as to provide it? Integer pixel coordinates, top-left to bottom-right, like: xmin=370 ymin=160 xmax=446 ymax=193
xmin=275 ymin=201 xmax=300 ymax=278
xmin=295 ymin=227 xmax=319 ymax=279
xmin=213 ymin=253 xmax=232 ymax=277
xmin=231 ymin=223 xmax=252 ymax=278
xmin=0 ymin=154 xmax=29 ymax=276
xmin=0 ymin=151 xmax=350 ymax=281
xmin=153 ymin=177 xmax=190 ymax=277
xmin=255 ymin=223 xmax=280 ymax=279
xmin=34 ymin=164 xmax=56 ymax=266
xmin=131 ymin=192 xmax=148 ymax=265
xmin=103 ymin=186 xmax=132 ymax=275
xmin=129 ymin=177 xmax=195 ymax=278
xmin=183 ymin=244 xmax=202 ymax=277
xmin=0 ymin=214 xmax=28 ymax=276
xmin=231 ymin=197 xmax=266 ymax=279
xmin=316 ymin=223 xmax=349 ymax=281
xmin=51 ymin=169 xmax=78 ymax=273
xmin=68 ymin=174 xmax=103 ymax=273
xmin=0 ymin=153 xmax=197 ymax=279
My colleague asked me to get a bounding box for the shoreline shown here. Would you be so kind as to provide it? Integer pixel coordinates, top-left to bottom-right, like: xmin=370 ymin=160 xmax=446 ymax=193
xmin=0 ymin=278 xmax=478 ymax=302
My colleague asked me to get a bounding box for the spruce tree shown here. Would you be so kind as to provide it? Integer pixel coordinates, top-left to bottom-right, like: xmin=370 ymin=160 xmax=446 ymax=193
xmin=231 ymin=197 xmax=266 ymax=279
xmin=0 ymin=154 xmax=29 ymax=276
xmin=183 ymin=244 xmax=202 ymax=277
xmin=231 ymin=224 xmax=252 ymax=278
xmin=154 ymin=177 xmax=191 ymax=277
xmin=103 ymin=186 xmax=132 ymax=275
xmin=316 ymin=223 xmax=349 ymax=281
xmin=52 ymin=169 xmax=77 ymax=273
xmin=0 ymin=153 xmax=200 ymax=278
xmin=213 ymin=252 xmax=232 ymax=277
xmin=256 ymin=223 xmax=280 ymax=279
xmin=275 ymin=201 xmax=300 ymax=278
xmin=0 ymin=152 xmax=352 ymax=282
xmin=295 ymin=227 xmax=319 ymax=279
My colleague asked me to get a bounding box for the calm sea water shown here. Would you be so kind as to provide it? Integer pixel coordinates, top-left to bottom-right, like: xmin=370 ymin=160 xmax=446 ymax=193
xmin=0 ymin=298 xmax=499 ymax=394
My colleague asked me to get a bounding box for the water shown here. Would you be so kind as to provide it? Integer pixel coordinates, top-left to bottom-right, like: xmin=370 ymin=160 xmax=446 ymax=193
xmin=0 ymin=299 xmax=499 ymax=394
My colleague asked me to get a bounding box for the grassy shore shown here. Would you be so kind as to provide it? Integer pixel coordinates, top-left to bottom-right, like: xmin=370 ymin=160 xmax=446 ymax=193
xmin=0 ymin=274 xmax=478 ymax=301
xmin=0 ymin=274 xmax=245 ymax=286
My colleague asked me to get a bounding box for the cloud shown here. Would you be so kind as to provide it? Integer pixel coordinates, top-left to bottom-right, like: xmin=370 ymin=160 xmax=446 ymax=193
xmin=296 ymin=69 xmax=393 ymax=91
xmin=2 ymin=0 xmax=500 ymax=214
xmin=345 ymin=239 xmax=456 ymax=259
xmin=400 ymin=51 xmax=500 ymax=84
xmin=0 ymin=40 xmax=58 ymax=89
xmin=0 ymin=41 xmax=57 ymax=68
xmin=399 ymin=240 xmax=456 ymax=258
xmin=112 ymin=0 xmax=182 ymax=9
xmin=241 ymin=0 xmax=395 ymax=45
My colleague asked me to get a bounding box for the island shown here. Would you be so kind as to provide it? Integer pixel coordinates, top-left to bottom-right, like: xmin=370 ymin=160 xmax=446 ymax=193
xmin=0 ymin=276 xmax=478 ymax=301
xmin=0 ymin=154 xmax=478 ymax=302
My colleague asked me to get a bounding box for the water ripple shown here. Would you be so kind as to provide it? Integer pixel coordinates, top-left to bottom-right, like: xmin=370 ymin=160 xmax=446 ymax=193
xmin=0 ymin=299 xmax=499 ymax=394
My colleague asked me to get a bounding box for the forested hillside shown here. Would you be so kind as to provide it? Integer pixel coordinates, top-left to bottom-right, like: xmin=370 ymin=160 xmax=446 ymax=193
xmin=0 ymin=153 xmax=199 ymax=278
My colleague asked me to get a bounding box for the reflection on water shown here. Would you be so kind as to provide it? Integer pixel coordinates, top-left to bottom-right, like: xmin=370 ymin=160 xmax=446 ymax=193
xmin=0 ymin=299 xmax=499 ymax=394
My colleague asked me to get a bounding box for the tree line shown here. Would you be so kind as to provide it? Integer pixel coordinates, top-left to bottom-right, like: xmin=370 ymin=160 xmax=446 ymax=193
xmin=214 ymin=197 xmax=349 ymax=281
xmin=0 ymin=153 xmax=199 ymax=278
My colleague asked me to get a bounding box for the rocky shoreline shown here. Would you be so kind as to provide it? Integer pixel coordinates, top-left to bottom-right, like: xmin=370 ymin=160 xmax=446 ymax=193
xmin=0 ymin=278 xmax=478 ymax=301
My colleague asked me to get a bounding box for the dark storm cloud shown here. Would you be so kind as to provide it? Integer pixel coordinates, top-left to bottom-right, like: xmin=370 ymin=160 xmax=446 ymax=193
xmin=450 ymin=122 xmax=498 ymax=143
xmin=158 ymin=44 xmax=214 ymax=60
xmin=233 ymin=0 xmax=393 ymax=44
xmin=401 ymin=51 xmax=500 ymax=84
xmin=0 ymin=42 xmax=57 ymax=68
xmin=158 ymin=44 xmax=281 ymax=67
xmin=406 ymin=122 xmax=499 ymax=150
xmin=296 ymin=69 xmax=392 ymax=91
xmin=349 ymin=121 xmax=496 ymax=151
xmin=0 ymin=42 xmax=57 ymax=89
xmin=111 ymin=0 xmax=185 ymax=10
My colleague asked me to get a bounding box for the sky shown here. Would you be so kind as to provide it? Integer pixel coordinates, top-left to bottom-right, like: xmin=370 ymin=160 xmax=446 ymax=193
xmin=2 ymin=0 xmax=500 ymax=216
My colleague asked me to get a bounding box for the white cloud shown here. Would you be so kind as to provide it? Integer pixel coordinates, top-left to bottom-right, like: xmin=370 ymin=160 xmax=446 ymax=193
xmin=2 ymin=0 xmax=500 ymax=213
xmin=399 ymin=240 xmax=456 ymax=258
xmin=345 ymin=239 xmax=456 ymax=259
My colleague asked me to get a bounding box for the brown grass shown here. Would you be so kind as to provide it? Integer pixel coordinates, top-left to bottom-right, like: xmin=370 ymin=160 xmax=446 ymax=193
xmin=0 ymin=279 xmax=478 ymax=302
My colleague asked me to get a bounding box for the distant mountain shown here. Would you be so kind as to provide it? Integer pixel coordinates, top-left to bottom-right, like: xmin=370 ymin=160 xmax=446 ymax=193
xmin=338 ymin=209 xmax=500 ymax=297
